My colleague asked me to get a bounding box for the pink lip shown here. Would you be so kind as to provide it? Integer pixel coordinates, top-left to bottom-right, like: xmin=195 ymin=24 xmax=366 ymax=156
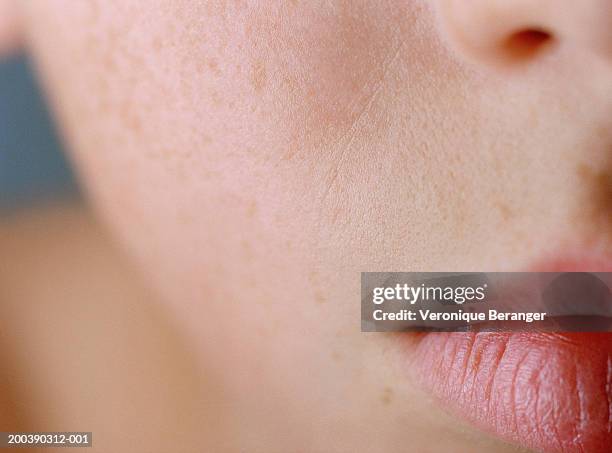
xmin=405 ymin=258 xmax=612 ymax=453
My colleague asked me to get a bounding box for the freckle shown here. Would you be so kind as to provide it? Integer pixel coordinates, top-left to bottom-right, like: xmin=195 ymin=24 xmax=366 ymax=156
xmin=241 ymin=239 xmax=253 ymax=262
xmin=285 ymin=240 xmax=293 ymax=251
xmin=208 ymin=58 xmax=219 ymax=72
xmin=331 ymin=351 xmax=342 ymax=362
xmin=495 ymin=201 xmax=514 ymax=223
xmin=251 ymin=60 xmax=267 ymax=93
xmin=282 ymin=148 xmax=298 ymax=161
xmin=282 ymin=76 xmax=295 ymax=90
xmin=209 ymin=90 xmax=223 ymax=107
xmin=314 ymin=291 xmax=326 ymax=304
xmin=246 ymin=200 xmax=258 ymax=219
xmin=102 ymin=53 xmax=117 ymax=71
xmin=152 ymin=36 xmax=163 ymax=51
xmin=177 ymin=211 xmax=194 ymax=225
xmin=127 ymin=115 xmax=142 ymax=133
xmin=381 ymin=387 xmax=393 ymax=405
xmin=195 ymin=60 xmax=206 ymax=73
xmin=527 ymin=104 xmax=540 ymax=129
xmin=94 ymin=76 xmax=109 ymax=96
xmin=330 ymin=204 xmax=343 ymax=225
xmin=202 ymin=135 xmax=213 ymax=145
xmin=119 ymin=102 xmax=142 ymax=133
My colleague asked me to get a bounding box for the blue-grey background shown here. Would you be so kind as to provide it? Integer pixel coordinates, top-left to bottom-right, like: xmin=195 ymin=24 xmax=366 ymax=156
xmin=0 ymin=55 xmax=77 ymax=211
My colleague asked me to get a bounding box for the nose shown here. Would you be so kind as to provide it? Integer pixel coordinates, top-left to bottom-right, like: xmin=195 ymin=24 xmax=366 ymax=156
xmin=435 ymin=0 xmax=612 ymax=67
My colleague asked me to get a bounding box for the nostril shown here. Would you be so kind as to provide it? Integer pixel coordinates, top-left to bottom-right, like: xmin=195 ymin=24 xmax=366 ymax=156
xmin=502 ymin=28 xmax=555 ymax=61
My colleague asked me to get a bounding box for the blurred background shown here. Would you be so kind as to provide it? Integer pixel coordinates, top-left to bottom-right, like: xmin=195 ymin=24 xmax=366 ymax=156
xmin=0 ymin=54 xmax=77 ymax=212
xmin=0 ymin=56 xmax=210 ymax=453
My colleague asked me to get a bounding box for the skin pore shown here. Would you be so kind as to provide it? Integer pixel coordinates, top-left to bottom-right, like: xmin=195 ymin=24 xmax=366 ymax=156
xmin=2 ymin=0 xmax=612 ymax=451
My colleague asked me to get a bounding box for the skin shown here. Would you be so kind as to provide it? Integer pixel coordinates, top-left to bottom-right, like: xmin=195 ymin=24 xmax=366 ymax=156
xmin=1 ymin=0 xmax=611 ymax=451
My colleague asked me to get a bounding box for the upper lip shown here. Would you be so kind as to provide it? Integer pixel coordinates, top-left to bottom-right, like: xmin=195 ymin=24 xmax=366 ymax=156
xmin=404 ymin=256 xmax=612 ymax=453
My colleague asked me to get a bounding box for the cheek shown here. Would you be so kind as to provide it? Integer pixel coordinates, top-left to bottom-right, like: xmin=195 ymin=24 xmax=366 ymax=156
xmin=238 ymin=2 xmax=408 ymax=150
xmin=25 ymin=0 xmax=467 ymax=294
xmin=26 ymin=0 xmax=468 ymax=277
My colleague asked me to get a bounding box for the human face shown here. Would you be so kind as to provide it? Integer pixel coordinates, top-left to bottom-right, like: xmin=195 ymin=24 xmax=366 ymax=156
xmin=10 ymin=0 xmax=612 ymax=451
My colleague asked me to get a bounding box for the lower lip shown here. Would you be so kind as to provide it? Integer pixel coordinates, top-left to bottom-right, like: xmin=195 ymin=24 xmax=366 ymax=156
xmin=407 ymin=331 xmax=612 ymax=453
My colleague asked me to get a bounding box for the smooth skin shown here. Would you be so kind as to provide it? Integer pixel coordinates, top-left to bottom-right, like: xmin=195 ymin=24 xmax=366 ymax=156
xmin=1 ymin=1 xmax=611 ymax=452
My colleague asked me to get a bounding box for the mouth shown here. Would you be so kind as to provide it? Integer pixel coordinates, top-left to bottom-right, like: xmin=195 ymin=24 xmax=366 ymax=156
xmin=404 ymin=258 xmax=612 ymax=453
xmin=410 ymin=331 xmax=611 ymax=453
